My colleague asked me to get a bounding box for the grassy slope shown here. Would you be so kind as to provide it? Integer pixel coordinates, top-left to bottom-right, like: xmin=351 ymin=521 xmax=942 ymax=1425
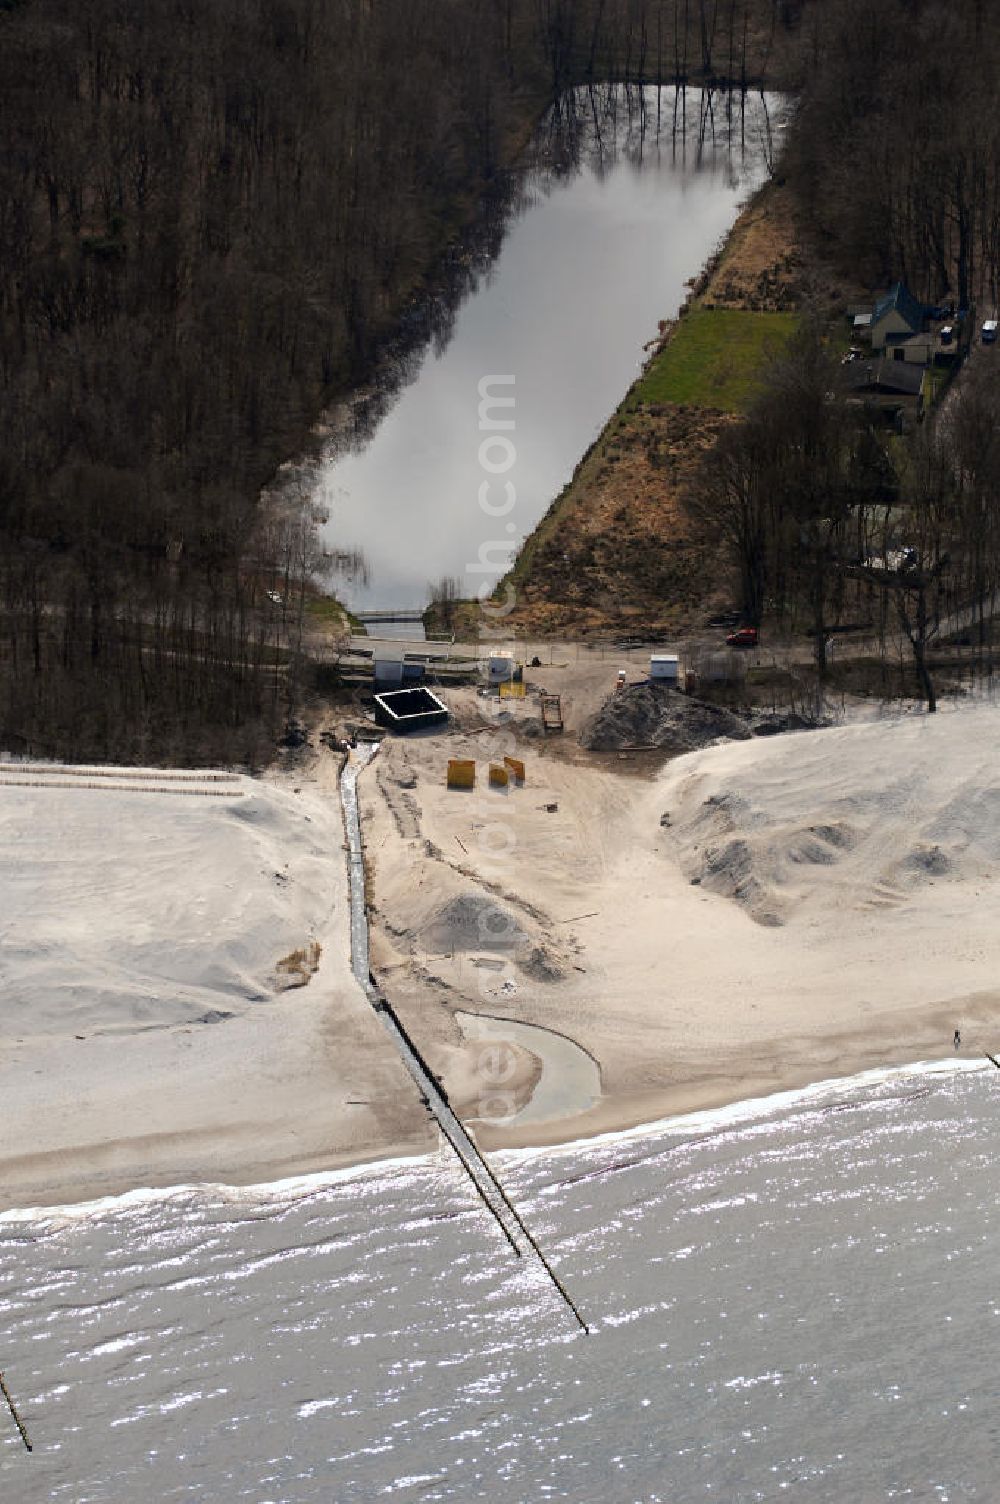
xmin=636 ymin=307 xmax=797 ymax=411
xmin=305 ymin=592 xmax=364 ymax=636
xmin=474 ymin=182 xmax=806 ymax=635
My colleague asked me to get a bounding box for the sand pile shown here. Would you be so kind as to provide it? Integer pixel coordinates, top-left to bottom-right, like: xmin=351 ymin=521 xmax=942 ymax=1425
xmin=658 ymin=705 xmax=1000 ymax=927
xmin=581 ymin=683 xmax=751 ymax=753
xmin=0 ymin=769 xmax=340 ymax=1039
xmin=421 ymin=891 xmax=566 ymax=982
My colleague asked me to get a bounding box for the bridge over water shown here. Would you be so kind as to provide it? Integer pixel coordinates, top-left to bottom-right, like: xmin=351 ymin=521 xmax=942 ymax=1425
xmin=354 ymin=609 xmax=425 ymax=625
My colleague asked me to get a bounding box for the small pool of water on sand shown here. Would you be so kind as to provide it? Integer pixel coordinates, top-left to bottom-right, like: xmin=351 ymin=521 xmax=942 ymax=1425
xmin=457 ymin=1009 xmax=602 ymax=1125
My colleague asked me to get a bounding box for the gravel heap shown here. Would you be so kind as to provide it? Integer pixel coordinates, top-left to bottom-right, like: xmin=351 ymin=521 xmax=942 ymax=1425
xmin=580 ymin=683 xmax=753 ymax=753
xmin=423 ymin=893 xmax=528 ymax=953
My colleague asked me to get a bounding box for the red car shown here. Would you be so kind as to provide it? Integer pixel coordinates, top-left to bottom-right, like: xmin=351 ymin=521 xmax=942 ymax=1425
xmin=725 ymin=626 xmax=759 ymax=647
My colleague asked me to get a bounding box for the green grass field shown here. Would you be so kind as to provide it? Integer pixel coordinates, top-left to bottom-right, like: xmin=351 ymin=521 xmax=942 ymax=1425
xmin=637 ymin=307 xmax=798 ymax=412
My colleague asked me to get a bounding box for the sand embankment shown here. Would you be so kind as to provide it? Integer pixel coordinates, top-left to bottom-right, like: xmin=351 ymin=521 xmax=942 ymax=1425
xmin=0 ymin=758 xmax=432 ymax=1211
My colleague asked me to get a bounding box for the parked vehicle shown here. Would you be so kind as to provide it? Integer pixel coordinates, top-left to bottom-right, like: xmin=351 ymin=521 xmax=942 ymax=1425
xmin=725 ymin=626 xmax=759 ymax=647
xmin=982 ymin=320 xmax=998 ymax=345
xmin=939 ymin=325 xmax=954 ymax=345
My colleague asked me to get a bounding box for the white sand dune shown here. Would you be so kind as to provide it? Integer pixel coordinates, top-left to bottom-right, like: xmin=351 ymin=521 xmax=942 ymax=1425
xmin=0 ymin=770 xmax=336 ymax=1038
xmin=0 ymin=761 xmax=432 ymax=1210
xmin=661 ymin=705 xmax=1000 ymax=929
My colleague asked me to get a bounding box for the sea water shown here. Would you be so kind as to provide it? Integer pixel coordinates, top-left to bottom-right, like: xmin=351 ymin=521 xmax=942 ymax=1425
xmin=2 ymin=1061 xmax=998 ymax=1502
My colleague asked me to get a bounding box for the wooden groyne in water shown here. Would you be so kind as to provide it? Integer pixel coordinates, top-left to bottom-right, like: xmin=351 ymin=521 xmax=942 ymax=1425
xmin=0 ymin=1369 xmax=32 ymax=1452
xmin=370 ymin=990 xmax=522 ymax=1261
xmin=338 ymin=744 xmax=588 ymax=1335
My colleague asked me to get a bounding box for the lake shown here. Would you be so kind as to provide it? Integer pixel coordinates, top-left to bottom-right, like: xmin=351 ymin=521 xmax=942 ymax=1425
xmin=314 ymin=85 xmax=782 ymax=621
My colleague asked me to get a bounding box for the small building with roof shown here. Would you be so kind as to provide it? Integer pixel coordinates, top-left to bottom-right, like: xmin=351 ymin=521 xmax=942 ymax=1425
xmin=842 ymin=356 xmax=926 ymax=429
xmin=870 ymin=283 xmax=926 ymax=352
xmin=843 ymin=358 xmax=925 ymax=398
xmin=891 ymin=331 xmax=938 ymax=365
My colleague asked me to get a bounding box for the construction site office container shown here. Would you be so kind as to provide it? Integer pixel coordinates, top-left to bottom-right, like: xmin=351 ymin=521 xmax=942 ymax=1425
xmin=649 ymin=654 xmax=680 ymax=683
xmin=373 ymin=651 xmax=405 ymax=690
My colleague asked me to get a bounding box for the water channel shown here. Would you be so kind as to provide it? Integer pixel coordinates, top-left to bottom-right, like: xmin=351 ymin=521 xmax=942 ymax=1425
xmin=314 ymin=85 xmax=782 ymax=624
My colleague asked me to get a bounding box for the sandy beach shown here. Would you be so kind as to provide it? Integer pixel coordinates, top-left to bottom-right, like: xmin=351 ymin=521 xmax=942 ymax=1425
xmin=361 ymin=676 xmax=1000 ymax=1154
xmin=4 ymin=675 xmax=1000 ymax=1211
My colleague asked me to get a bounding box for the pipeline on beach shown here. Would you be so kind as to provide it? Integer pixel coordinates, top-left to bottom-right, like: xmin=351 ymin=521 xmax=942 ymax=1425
xmin=338 ymin=741 xmax=589 ymax=1336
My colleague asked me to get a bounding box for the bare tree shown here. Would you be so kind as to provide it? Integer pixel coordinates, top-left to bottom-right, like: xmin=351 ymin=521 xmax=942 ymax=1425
xmin=428 ymin=574 xmax=462 ymax=633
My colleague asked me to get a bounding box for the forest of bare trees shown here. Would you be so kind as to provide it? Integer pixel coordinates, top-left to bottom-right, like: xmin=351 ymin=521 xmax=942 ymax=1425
xmin=5 ymin=0 xmax=993 ymax=758
xmin=0 ymin=0 xmax=803 ymax=762
xmin=682 ymin=0 xmax=1000 ymax=713
xmin=0 ymin=0 xmax=546 ymax=761
xmin=786 ymin=0 xmax=1000 ymax=315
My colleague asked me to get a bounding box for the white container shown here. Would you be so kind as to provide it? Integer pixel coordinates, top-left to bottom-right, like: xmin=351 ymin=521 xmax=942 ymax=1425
xmin=649 ymin=654 xmax=679 ymax=683
xmin=373 ymin=651 xmax=405 ymax=690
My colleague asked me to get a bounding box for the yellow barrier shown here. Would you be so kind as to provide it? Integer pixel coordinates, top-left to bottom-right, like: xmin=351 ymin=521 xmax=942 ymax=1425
xmin=447 ymin=758 xmax=476 ymax=789
xmin=489 ymin=763 xmax=509 ymax=788
xmin=499 ymin=680 xmax=526 ymax=699
xmin=503 ymin=756 xmax=525 ymax=783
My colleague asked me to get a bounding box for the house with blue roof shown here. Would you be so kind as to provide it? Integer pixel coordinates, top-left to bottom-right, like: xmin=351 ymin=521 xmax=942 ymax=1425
xmin=870 ymin=282 xmax=926 ymax=352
